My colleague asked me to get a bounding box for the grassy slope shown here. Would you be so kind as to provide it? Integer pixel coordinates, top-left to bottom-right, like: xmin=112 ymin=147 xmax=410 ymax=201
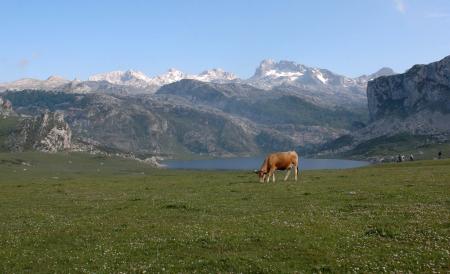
xmin=0 ymin=116 xmax=20 ymax=151
xmin=347 ymin=134 xmax=450 ymax=160
xmin=225 ymin=96 xmax=367 ymax=129
xmin=0 ymin=152 xmax=449 ymax=273
xmin=349 ymin=135 xmax=450 ymax=160
xmin=320 ymin=133 xmax=450 ymax=160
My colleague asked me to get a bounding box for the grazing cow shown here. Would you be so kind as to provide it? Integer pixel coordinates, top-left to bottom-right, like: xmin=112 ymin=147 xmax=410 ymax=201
xmin=256 ymin=151 xmax=299 ymax=183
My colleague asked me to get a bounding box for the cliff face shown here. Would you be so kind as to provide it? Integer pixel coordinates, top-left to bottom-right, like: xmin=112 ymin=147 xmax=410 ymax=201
xmin=367 ymin=56 xmax=450 ymax=121
xmin=318 ymin=56 xmax=450 ymax=158
xmin=9 ymin=111 xmax=72 ymax=153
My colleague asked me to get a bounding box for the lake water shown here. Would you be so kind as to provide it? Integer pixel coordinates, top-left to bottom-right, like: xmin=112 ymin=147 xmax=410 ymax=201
xmin=163 ymin=157 xmax=369 ymax=171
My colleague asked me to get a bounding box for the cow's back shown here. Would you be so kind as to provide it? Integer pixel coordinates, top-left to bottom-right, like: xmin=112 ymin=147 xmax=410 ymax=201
xmin=268 ymin=151 xmax=298 ymax=170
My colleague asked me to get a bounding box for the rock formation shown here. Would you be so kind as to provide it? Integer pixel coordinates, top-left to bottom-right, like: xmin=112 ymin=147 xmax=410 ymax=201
xmin=9 ymin=111 xmax=72 ymax=152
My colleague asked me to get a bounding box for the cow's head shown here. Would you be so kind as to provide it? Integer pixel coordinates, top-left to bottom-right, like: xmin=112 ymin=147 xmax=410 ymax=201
xmin=254 ymin=169 xmax=266 ymax=182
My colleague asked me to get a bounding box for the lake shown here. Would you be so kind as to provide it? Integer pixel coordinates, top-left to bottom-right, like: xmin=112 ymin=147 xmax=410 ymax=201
xmin=163 ymin=157 xmax=369 ymax=171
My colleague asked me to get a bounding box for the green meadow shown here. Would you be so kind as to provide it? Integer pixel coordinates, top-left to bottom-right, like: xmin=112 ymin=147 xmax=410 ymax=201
xmin=0 ymin=152 xmax=449 ymax=273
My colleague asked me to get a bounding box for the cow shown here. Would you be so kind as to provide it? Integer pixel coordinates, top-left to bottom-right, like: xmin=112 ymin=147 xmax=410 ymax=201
xmin=255 ymin=151 xmax=299 ymax=183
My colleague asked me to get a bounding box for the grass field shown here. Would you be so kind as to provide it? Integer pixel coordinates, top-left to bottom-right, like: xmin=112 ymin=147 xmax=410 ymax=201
xmin=0 ymin=152 xmax=449 ymax=273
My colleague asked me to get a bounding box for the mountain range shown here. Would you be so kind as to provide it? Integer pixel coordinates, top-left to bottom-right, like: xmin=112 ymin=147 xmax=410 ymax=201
xmin=0 ymin=78 xmax=367 ymax=158
xmin=0 ymin=60 xmax=395 ymax=108
xmin=1 ymin=56 xmax=448 ymax=160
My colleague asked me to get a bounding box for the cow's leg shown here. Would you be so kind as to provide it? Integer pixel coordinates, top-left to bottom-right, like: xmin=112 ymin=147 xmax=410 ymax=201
xmin=261 ymin=174 xmax=266 ymax=183
xmin=284 ymin=168 xmax=291 ymax=181
xmin=265 ymin=172 xmax=271 ymax=183
xmin=268 ymin=168 xmax=276 ymax=182
xmin=294 ymin=166 xmax=298 ymax=182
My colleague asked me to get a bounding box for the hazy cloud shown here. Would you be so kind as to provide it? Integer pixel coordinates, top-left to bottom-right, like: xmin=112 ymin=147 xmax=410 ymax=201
xmin=17 ymin=52 xmax=40 ymax=70
xmin=393 ymin=0 xmax=406 ymax=13
xmin=18 ymin=58 xmax=30 ymax=70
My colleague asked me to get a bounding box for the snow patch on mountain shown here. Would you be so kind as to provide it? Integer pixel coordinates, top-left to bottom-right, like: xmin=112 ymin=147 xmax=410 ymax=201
xmin=152 ymin=69 xmax=186 ymax=86
xmin=189 ymin=68 xmax=237 ymax=83
xmin=86 ymin=68 xmax=238 ymax=92
xmin=312 ymin=69 xmax=328 ymax=84
xmin=265 ymin=70 xmax=304 ymax=80
xmin=88 ymin=69 xmax=153 ymax=88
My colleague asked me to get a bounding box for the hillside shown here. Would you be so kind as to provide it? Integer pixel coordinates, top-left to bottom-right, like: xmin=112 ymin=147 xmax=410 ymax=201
xmin=157 ymin=80 xmax=366 ymax=128
xmin=0 ymin=83 xmax=366 ymax=158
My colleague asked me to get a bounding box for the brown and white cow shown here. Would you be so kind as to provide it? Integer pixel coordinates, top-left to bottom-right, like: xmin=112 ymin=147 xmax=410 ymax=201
xmin=256 ymin=151 xmax=299 ymax=183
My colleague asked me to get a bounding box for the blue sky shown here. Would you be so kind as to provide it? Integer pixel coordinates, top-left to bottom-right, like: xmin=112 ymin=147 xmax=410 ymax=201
xmin=1 ymin=0 xmax=449 ymax=82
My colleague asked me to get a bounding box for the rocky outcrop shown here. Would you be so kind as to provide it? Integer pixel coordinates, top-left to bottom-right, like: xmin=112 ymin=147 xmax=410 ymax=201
xmin=319 ymin=56 xmax=450 ymax=157
xmin=367 ymin=55 xmax=450 ymax=121
xmin=0 ymin=97 xmax=14 ymax=117
xmin=9 ymin=111 xmax=72 ymax=152
xmin=362 ymin=55 xmax=450 ymax=139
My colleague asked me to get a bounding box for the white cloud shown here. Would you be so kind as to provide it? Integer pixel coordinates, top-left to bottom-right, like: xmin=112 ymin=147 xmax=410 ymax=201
xmin=393 ymin=0 xmax=406 ymax=13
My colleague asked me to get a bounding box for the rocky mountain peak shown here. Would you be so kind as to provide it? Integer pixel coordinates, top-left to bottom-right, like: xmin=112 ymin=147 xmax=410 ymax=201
xmin=373 ymin=67 xmax=395 ymax=76
xmin=122 ymin=70 xmax=149 ymax=80
xmin=367 ymin=55 xmax=450 ymax=122
xmin=152 ymin=69 xmax=186 ymax=86
xmin=357 ymin=67 xmax=396 ymax=82
xmin=258 ymin=59 xmax=275 ymax=70
xmin=46 ymin=75 xmax=68 ymax=82
xmin=88 ymin=70 xmax=152 ymax=85
xmin=254 ymin=59 xmax=306 ymax=78
xmin=193 ymin=68 xmax=238 ymax=82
